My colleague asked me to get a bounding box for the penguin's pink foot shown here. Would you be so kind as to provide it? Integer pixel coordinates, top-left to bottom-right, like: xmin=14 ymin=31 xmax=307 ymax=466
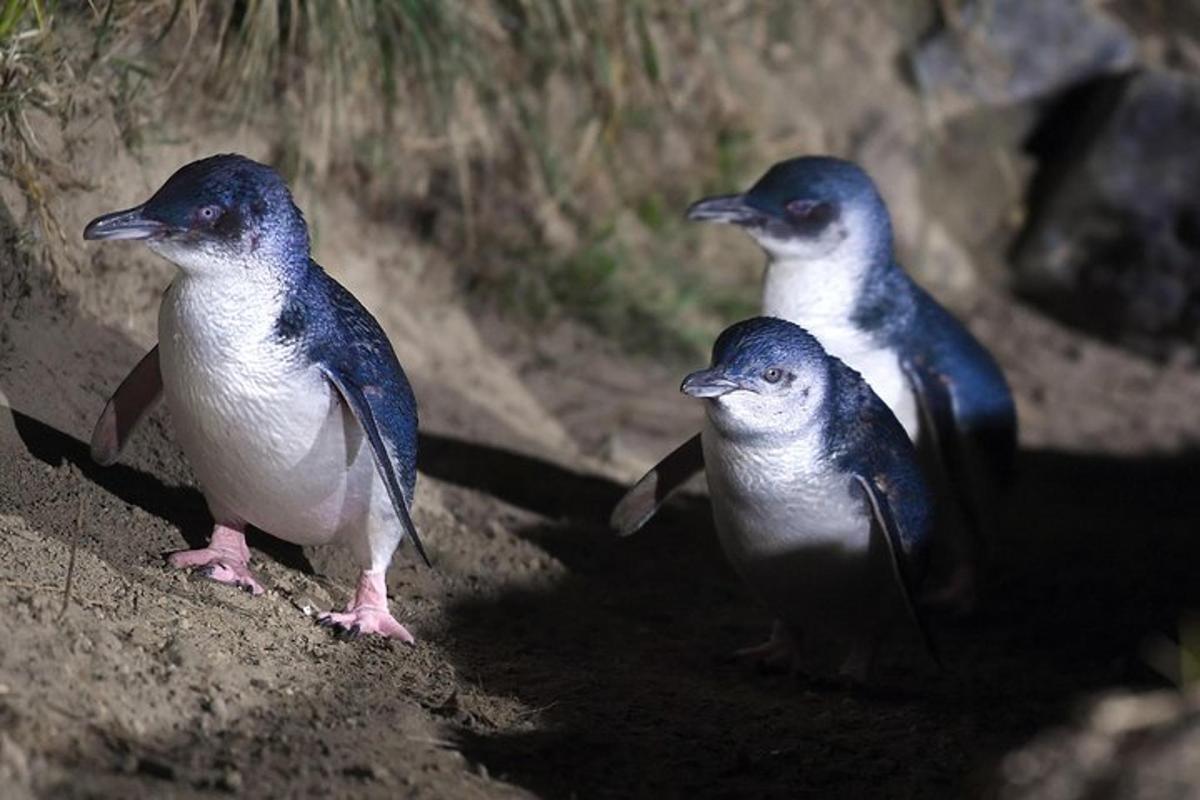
xmin=167 ymin=523 xmax=264 ymax=596
xmin=317 ymin=570 xmax=414 ymax=643
xmin=732 ymin=621 xmax=801 ymax=673
xmin=921 ymin=560 xmax=977 ymax=618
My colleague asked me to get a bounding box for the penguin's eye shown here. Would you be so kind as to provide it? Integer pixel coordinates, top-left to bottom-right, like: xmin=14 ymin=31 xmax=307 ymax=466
xmin=196 ymin=205 xmax=222 ymax=224
xmin=763 ymin=367 xmax=783 ymax=384
xmin=784 ymin=199 xmax=836 ymax=231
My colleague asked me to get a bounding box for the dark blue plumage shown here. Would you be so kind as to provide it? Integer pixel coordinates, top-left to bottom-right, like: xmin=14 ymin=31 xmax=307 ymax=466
xmin=277 ymin=264 xmax=420 ymax=500
xmin=710 ymin=313 xmax=828 ymax=374
xmin=144 ymin=153 xmax=309 ymax=259
xmin=824 ymin=359 xmax=933 ymax=560
xmin=289 ymin=265 xmax=426 ymax=566
xmin=855 ymin=254 xmax=1018 ymax=488
xmin=742 ymin=156 xmax=895 ymax=267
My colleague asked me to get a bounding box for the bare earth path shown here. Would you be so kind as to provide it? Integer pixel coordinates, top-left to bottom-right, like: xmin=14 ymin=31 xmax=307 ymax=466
xmin=3 ymin=144 xmax=1200 ymax=797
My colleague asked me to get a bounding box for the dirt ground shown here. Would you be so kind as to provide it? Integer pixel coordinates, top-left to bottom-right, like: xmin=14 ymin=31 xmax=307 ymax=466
xmin=5 ymin=33 xmax=1200 ymax=799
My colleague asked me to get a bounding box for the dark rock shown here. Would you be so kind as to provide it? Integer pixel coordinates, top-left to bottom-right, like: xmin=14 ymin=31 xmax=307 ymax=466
xmin=913 ymin=0 xmax=1137 ymax=116
xmin=1013 ymin=70 xmax=1200 ymax=360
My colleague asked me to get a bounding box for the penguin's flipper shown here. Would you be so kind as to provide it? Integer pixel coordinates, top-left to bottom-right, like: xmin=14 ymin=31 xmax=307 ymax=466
xmin=852 ymin=473 xmax=940 ymax=667
xmin=903 ymin=354 xmax=1017 ymax=490
xmin=320 ymin=365 xmax=430 ymax=568
xmin=900 ymin=358 xmax=958 ymax=476
xmin=90 ymin=344 xmax=163 ymax=466
xmin=903 ymin=355 xmax=997 ymax=558
xmin=609 ymin=433 xmax=704 ymax=537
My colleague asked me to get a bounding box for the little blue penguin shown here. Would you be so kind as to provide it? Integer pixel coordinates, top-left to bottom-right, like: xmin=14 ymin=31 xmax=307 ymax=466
xmin=681 ymin=316 xmax=935 ymax=679
xmin=613 ymin=156 xmax=1016 ymax=609
xmin=83 ymin=153 xmax=425 ymax=641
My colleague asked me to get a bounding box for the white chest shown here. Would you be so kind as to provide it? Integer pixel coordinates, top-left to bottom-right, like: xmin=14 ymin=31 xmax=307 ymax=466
xmin=158 ymin=276 xmax=380 ymax=543
xmin=701 ymin=420 xmax=869 ymax=566
xmin=762 ymin=261 xmax=918 ymax=440
xmin=701 ymin=418 xmax=879 ymax=639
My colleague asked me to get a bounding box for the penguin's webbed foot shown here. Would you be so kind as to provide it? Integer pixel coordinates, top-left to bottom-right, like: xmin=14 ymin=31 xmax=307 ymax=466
xmin=167 ymin=523 xmax=265 ymax=596
xmin=731 ymin=621 xmax=802 ymax=674
xmin=315 ymin=570 xmax=414 ymax=644
xmin=920 ymin=559 xmax=977 ymax=618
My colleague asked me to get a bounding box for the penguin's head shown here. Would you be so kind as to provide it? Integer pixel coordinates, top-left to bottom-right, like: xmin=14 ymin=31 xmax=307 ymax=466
xmin=686 ymin=156 xmax=892 ymax=266
xmin=682 ymin=316 xmax=831 ymax=441
xmin=84 ymin=154 xmax=309 ymax=276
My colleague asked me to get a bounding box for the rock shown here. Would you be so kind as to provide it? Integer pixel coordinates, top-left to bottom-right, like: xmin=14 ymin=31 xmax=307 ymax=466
xmin=1013 ymin=69 xmax=1200 ymax=360
xmin=219 ymin=768 xmax=243 ymax=792
xmin=913 ymin=0 xmax=1137 ymax=118
xmin=996 ymin=690 xmax=1200 ymax=799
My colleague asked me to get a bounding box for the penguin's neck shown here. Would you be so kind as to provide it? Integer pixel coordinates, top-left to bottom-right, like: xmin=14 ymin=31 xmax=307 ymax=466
xmin=161 ymin=259 xmax=303 ymax=360
xmin=760 ymin=235 xmax=884 ymax=332
xmin=760 ymin=244 xmax=921 ymax=440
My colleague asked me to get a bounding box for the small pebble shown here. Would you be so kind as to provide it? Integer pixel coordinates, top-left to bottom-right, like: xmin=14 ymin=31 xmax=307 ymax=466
xmin=220 ymin=768 xmax=242 ymax=792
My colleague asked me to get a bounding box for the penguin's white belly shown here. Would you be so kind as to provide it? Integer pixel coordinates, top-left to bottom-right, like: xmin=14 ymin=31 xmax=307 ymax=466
xmin=159 ymin=285 xmax=384 ymax=546
xmin=701 ymin=423 xmax=878 ymax=641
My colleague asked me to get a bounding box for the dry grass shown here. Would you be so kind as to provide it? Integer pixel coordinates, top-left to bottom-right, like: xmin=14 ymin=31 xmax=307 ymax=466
xmin=5 ymin=3 xmax=944 ymax=359
xmin=0 ymin=0 xmax=75 ymax=302
xmin=0 ymin=0 xmax=769 ymax=357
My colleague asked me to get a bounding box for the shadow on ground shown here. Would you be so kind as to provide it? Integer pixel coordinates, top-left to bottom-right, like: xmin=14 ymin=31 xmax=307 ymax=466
xmin=6 ymin=405 xmax=628 ymax=579
xmin=418 ymin=432 xmax=626 ymax=524
xmin=9 ymin=409 xmax=315 ymax=576
xmin=8 ymin=391 xmax=1199 ymax=797
xmin=433 ymin=446 xmax=1200 ymax=798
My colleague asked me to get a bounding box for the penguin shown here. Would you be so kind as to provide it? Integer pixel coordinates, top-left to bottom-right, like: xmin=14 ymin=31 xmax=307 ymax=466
xmin=681 ymin=316 xmax=935 ymax=679
xmin=85 ymin=153 xmax=424 ymax=641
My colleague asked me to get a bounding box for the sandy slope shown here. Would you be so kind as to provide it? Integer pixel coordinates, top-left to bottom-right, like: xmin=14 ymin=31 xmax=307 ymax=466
xmin=5 ymin=75 xmax=1200 ymax=800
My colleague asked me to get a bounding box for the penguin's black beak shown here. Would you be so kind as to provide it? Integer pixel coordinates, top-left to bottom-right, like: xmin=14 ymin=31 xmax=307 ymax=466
xmin=83 ymin=205 xmax=170 ymax=241
xmin=681 ymin=368 xmax=740 ymax=398
xmin=685 ymin=194 xmax=767 ymax=227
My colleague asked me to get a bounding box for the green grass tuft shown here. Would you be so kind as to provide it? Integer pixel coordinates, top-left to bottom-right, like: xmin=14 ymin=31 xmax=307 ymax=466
xmin=491 ymin=210 xmax=757 ymax=361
